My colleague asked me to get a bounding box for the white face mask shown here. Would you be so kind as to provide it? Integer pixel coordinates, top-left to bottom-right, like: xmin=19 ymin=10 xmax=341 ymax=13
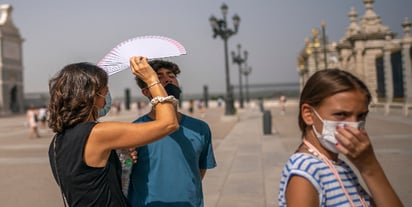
xmin=312 ymin=108 xmax=365 ymax=153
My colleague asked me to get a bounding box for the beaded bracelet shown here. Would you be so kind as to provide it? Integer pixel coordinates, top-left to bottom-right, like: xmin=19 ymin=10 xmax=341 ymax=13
xmin=147 ymin=81 xmax=161 ymax=89
xmin=150 ymin=95 xmax=179 ymax=106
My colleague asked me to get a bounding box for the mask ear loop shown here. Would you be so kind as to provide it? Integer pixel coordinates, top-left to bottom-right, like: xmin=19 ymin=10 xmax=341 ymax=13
xmin=310 ymin=108 xmax=324 ymax=139
xmin=311 ymin=124 xmax=322 ymax=139
xmin=303 ymin=139 xmax=368 ymax=207
xmin=311 ymin=108 xmax=325 ymax=122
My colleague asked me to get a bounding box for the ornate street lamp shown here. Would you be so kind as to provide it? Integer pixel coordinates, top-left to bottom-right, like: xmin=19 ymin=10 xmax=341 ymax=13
xmin=305 ymin=21 xmax=329 ymax=72
xmin=321 ymin=21 xmax=328 ymax=69
xmin=305 ymin=28 xmax=321 ymax=71
xmin=231 ymin=44 xmax=248 ymax=109
xmin=242 ymin=63 xmax=252 ymax=103
xmin=209 ymin=3 xmax=240 ymax=115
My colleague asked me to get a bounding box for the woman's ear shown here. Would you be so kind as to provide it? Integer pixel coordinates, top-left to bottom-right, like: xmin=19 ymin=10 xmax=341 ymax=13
xmin=301 ymin=103 xmax=314 ymax=126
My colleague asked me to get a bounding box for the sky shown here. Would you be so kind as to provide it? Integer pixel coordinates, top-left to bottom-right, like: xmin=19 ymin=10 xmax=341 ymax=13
xmin=3 ymin=0 xmax=412 ymax=99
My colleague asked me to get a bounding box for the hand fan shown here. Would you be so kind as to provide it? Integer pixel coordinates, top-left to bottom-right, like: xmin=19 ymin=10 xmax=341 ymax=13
xmin=97 ymin=36 xmax=187 ymax=76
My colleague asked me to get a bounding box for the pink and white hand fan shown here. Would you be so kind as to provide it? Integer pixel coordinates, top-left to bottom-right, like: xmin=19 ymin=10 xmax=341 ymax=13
xmin=97 ymin=36 xmax=187 ymax=76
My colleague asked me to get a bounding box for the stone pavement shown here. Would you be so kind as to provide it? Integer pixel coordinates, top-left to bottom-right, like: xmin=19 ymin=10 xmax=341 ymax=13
xmin=0 ymin=99 xmax=411 ymax=207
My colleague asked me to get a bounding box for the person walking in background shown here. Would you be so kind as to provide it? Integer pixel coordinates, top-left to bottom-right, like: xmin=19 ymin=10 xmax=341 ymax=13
xmin=217 ymin=97 xmax=223 ymax=108
xmin=197 ymin=99 xmax=206 ymax=118
xmin=279 ymin=94 xmax=287 ymax=115
xmin=26 ymin=104 xmax=40 ymax=139
xmin=127 ymin=59 xmax=217 ymax=207
xmin=47 ymin=56 xmax=179 ymax=207
xmin=278 ymin=69 xmax=403 ymax=206
xmin=38 ymin=105 xmax=47 ymax=128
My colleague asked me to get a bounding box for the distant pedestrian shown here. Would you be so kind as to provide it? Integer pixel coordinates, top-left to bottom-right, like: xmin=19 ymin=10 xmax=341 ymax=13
xmin=116 ymin=101 xmax=122 ymax=114
xmin=217 ymin=97 xmax=223 ymax=107
xmin=26 ymin=104 xmax=40 ymax=139
xmin=197 ymin=99 xmax=206 ymax=118
xmin=278 ymin=69 xmax=403 ymax=206
xmin=38 ymin=105 xmax=47 ymax=128
xmin=279 ymin=95 xmax=287 ymax=115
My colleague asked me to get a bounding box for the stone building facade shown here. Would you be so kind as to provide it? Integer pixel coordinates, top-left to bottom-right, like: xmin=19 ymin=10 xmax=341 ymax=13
xmin=0 ymin=4 xmax=24 ymax=115
xmin=297 ymin=0 xmax=412 ymax=116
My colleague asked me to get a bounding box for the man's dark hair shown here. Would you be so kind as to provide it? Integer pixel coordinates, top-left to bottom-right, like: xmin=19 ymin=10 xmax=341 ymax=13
xmin=135 ymin=59 xmax=181 ymax=89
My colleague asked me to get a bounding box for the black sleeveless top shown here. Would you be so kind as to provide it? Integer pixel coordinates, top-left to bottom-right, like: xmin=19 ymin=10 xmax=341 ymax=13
xmin=48 ymin=122 xmax=130 ymax=207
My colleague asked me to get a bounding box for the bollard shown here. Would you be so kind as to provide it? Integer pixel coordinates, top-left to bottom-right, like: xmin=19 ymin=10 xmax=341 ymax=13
xmin=125 ymin=88 xmax=131 ymax=110
xmin=263 ymin=110 xmax=272 ymax=135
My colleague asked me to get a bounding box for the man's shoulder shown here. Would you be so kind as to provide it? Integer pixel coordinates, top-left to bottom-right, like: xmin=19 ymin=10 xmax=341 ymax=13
xmin=182 ymin=113 xmax=209 ymax=125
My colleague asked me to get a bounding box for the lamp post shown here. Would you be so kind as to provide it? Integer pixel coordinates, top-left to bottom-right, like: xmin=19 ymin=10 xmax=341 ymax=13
xmin=305 ymin=28 xmax=321 ymax=71
xmin=209 ymin=3 xmax=240 ymax=115
xmin=321 ymin=21 xmax=328 ymax=69
xmin=242 ymin=64 xmax=252 ymax=103
xmin=231 ymin=44 xmax=248 ymax=109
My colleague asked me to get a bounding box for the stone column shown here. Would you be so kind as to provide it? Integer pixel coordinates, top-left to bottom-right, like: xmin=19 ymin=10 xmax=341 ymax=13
xmin=383 ymin=35 xmax=394 ymax=115
xmin=401 ymin=17 xmax=412 ymax=116
xmin=402 ymin=45 xmax=412 ymax=100
xmin=354 ymin=41 xmax=365 ymax=79
xmin=0 ymin=4 xmax=25 ymax=115
xmin=364 ymin=49 xmax=381 ymax=104
xmin=308 ymin=55 xmax=317 ymax=77
xmin=339 ymin=49 xmax=350 ymax=70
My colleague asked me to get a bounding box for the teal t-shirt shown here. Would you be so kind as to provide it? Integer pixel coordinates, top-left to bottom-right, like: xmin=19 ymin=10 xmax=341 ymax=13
xmin=127 ymin=114 xmax=217 ymax=207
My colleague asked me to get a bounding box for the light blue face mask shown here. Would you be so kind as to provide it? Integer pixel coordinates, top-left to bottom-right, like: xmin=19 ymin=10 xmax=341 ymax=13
xmin=98 ymin=91 xmax=112 ymax=117
xmin=312 ymin=108 xmax=365 ymax=154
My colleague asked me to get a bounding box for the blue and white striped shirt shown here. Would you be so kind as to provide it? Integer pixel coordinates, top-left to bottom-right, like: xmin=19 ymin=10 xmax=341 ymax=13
xmin=278 ymin=153 xmax=371 ymax=206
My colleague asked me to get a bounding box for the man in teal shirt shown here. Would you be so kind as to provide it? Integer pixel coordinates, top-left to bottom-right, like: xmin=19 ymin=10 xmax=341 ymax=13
xmin=127 ymin=60 xmax=216 ymax=207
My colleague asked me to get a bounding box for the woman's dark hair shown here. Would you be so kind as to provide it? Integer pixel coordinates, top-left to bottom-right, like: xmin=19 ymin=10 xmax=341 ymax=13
xmin=135 ymin=59 xmax=180 ymax=89
xmin=298 ymin=69 xmax=371 ymax=136
xmin=48 ymin=62 xmax=108 ymax=133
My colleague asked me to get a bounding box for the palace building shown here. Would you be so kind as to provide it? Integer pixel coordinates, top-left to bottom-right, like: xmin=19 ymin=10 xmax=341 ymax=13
xmin=297 ymin=0 xmax=412 ymax=116
xmin=0 ymin=4 xmax=25 ymax=116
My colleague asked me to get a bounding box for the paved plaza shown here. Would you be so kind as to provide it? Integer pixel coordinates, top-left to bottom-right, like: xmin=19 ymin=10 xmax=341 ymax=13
xmin=0 ymin=99 xmax=411 ymax=207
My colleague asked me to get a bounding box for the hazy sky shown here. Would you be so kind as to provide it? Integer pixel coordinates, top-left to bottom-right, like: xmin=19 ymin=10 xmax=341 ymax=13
xmin=4 ymin=0 xmax=412 ymax=99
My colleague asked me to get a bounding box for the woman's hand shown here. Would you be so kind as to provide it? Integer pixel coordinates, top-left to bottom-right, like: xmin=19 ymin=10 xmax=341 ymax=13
xmin=336 ymin=125 xmax=404 ymax=206
xmin=335 ymin=125 xmax=376 ymax=172
xmin=129 ymin=56 xmax=159 ymax=85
